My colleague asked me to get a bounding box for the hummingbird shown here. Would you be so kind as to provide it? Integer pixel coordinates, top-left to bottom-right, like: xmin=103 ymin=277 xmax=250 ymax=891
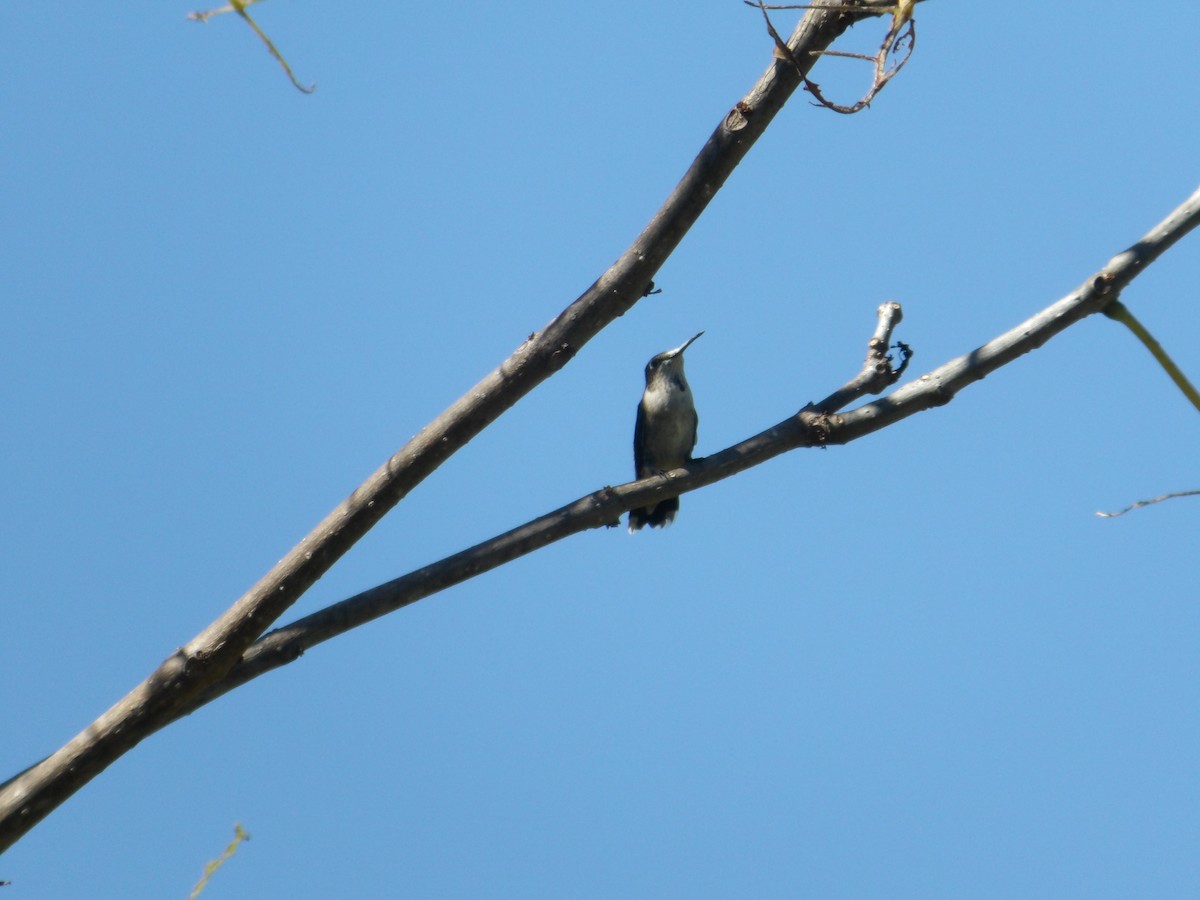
xmin=629 ymin=331 xmax=703 ymax=532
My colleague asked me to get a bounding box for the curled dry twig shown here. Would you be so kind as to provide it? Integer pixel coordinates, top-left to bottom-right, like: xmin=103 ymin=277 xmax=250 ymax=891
xmin=746 ymin=0 xmax=916 ymax=113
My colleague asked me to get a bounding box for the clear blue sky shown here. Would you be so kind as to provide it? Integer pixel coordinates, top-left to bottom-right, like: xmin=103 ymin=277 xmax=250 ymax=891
xmin=3 ymin=1 xmax=1199 ymax=896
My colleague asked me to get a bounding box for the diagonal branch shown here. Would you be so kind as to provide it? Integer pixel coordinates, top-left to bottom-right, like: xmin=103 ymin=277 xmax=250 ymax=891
xmin=158 ymin=183 xmax=1200 ymax=727
xmin=0 ymin=1 xmax=905 ymax=852
xmin=833 ymin=184 xmax=1200 ymax=442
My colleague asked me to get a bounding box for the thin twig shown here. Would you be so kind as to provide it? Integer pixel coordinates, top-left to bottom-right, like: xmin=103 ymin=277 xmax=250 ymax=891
xmin=188 ymin=824 xmax=251 ymax=899
xmin=1097 ymin=490 xmax=1200 ymax=518
xmin=1103 ymin=300 xmax=1200 ymax=412
xmin=189 ymin=0 xmax=314 ymax=93
xmin=187 ymin=0 xmax=266 ymax=23
xmin=229 ymin=0 xmax=314 ymax=93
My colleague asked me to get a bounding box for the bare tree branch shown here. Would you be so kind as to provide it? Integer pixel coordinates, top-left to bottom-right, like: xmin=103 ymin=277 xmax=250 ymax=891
xmin=0 ymin=0 xmax=904 ymax=853
xmin=831 ymin=184 xmax=1200 ymax=444
xmin=165 ymin=183 xmax=1200 ymax=727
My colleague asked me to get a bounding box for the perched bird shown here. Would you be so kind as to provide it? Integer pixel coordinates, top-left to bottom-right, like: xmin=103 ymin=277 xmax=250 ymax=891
xmin=629 ymin=332 xmax=703 ymax=532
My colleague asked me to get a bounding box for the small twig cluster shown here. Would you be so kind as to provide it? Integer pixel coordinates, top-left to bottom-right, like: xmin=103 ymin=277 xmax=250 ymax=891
xmin=746 ymin=0 xmax=916 ymax=113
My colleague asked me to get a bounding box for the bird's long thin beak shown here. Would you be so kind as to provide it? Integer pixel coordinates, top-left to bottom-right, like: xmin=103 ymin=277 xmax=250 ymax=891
xmin=669 ymin=331 xmax=704 ymax=357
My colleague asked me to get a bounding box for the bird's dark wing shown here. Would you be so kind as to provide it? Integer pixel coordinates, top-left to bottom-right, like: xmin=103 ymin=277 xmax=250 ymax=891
xmin=633 ymin=400 xmax=651 ymax=478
